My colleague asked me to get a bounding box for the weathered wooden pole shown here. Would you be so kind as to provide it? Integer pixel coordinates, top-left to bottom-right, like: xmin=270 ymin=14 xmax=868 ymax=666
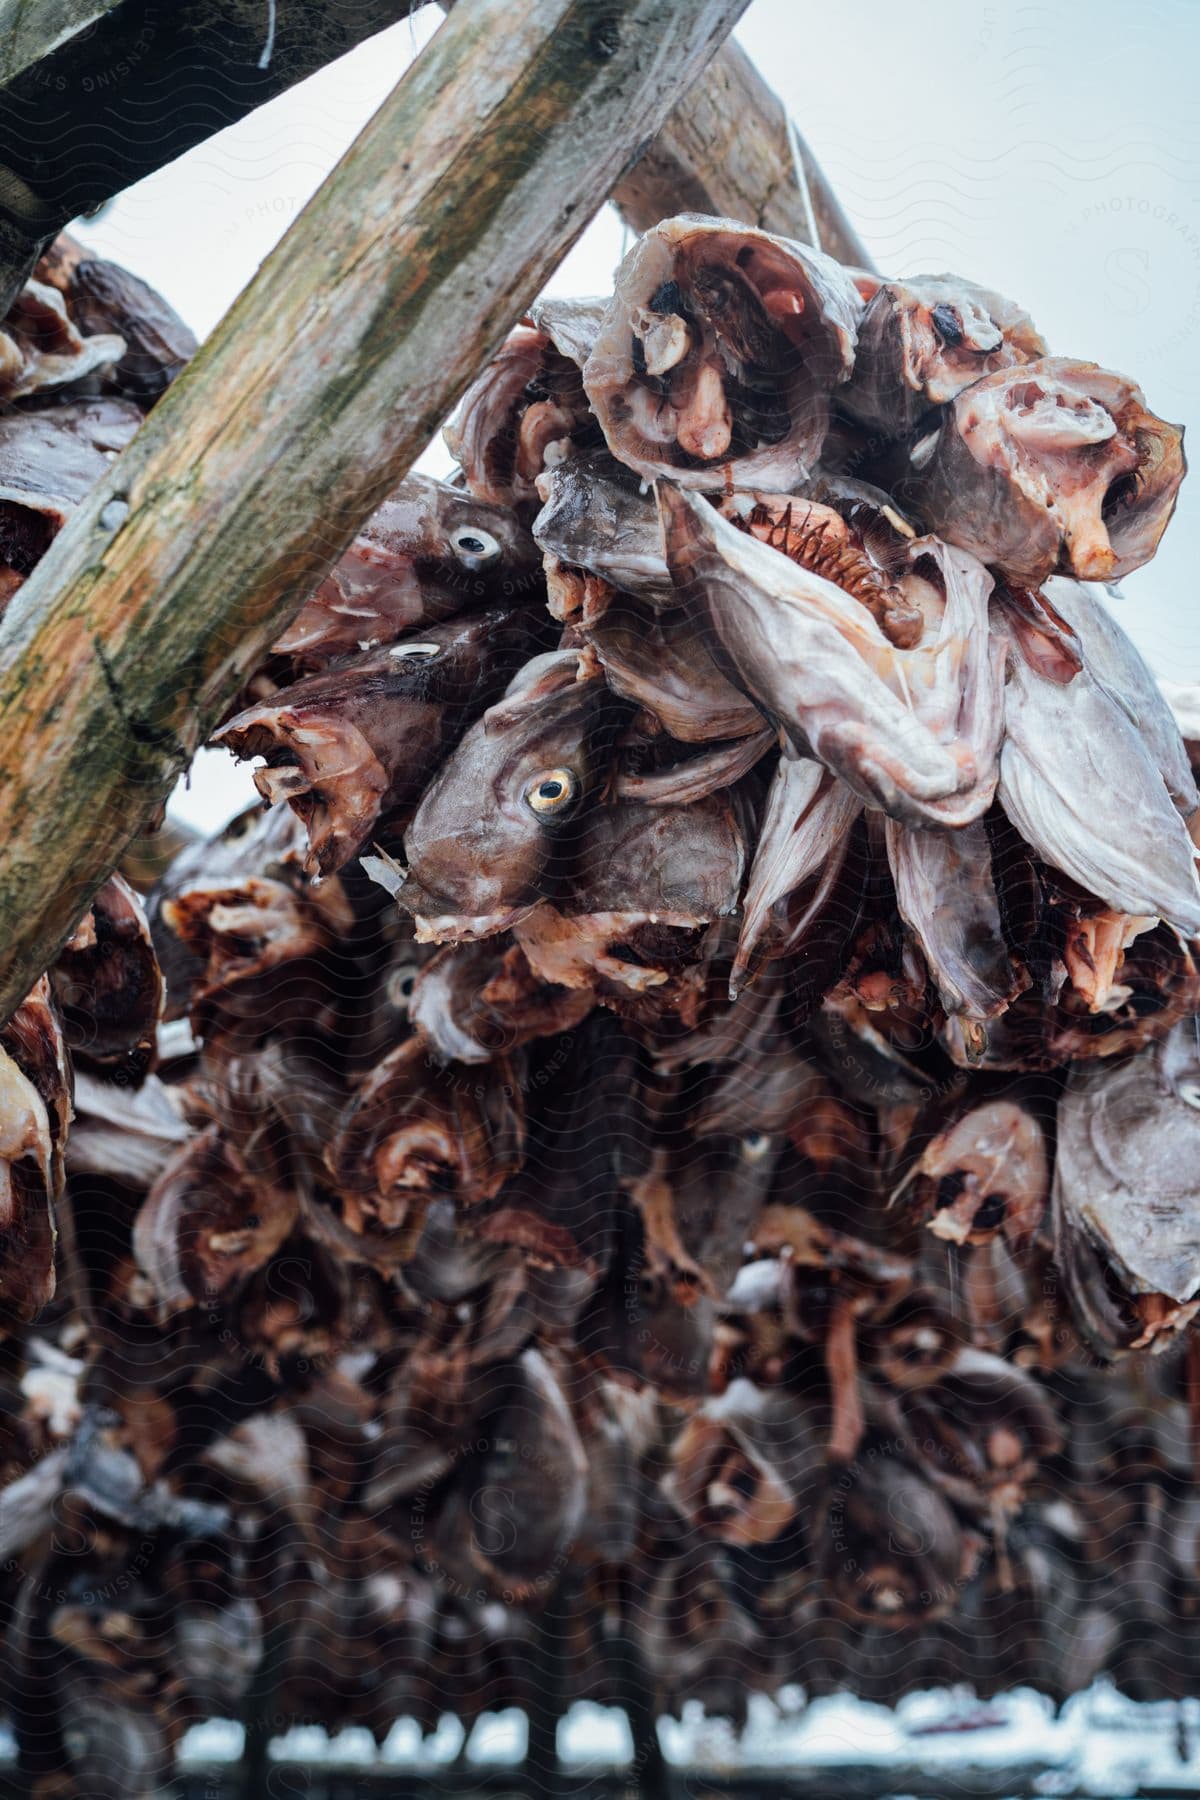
xmin=1 ymin=4 xmax=871 ymax=316
xmin=612 ymin=36 xmax=873 ymax=268
xmin=0 ymin=1 xmax=436 ymax=309
xmin=0 ymin=0 xmax=751 ymax=1024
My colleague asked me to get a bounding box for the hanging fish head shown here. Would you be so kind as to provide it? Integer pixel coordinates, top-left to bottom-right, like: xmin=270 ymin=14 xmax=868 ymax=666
xmin=659 ymin=482 xmax=997 ymax=824
xmin=910 ymin=358 xmax=1185 ymax=585
xmin=444 ymin=299 xmax=604 ymax=506
xmin=394 ymin=650 xmax=618 ymax=938
xmin=272 ymin=472 xmax=541 ymax=664
xmin=583 ymin=214 xmax=860 ymax=491
xmin=841 ymin=272 xmax=1046 ymax=434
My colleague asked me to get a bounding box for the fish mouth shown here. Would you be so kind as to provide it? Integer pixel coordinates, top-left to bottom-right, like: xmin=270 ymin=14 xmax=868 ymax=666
xmin=1100 ymin=417 xmax=1186 ymax=570
xmin=410 ymin=907 xmax=535 ymax=945
xmin=360 ymin=852 xmax=535 ymax=942
xmin=217 ymin=711 xmax=387 ymax=877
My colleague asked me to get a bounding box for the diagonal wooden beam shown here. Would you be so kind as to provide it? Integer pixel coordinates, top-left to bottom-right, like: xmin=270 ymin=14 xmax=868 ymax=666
xmin=611 ymin=36 xmax=873 ymax=268
xmin=0 ymin=0 xmax=429 ymax=309
xmin=0 ymin=0 xmax=751 ymax=1023
xmin=0 ymin=1 xmax=123 ymax=83
xmin=1 ymin=2 xmax=873 ymax=324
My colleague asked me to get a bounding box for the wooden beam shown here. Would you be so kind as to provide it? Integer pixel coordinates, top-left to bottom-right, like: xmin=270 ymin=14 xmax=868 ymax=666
xmin=0 ymin=0 xmax=750 ymax=1024
xmin=0 ymin=1 xmax=122 ymax=84
xmin=0 ymin=0 xmax=429 ymax=309
xmin=0 ymin=3 xmax=873 ymax=322
xmin=611 ymin=36 xmax=873 ymax=268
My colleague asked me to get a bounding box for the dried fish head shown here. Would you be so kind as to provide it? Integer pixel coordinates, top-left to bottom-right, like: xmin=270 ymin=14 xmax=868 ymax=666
xmin=323 ymin=1039 xmax=524 ymax=1263
xmin=0 ymin=989 xmax=64 ymax=1327
xmin=532 ymin=451 xmax=673 ymax=605
xmin=409 ymin=936 xmax=591 ymax=1064
xmin=913 ymin=1100 xmax=1048 ymax=1249
xmin=0 ymin=276 xmax=124 ymax=400
xmin=842 ymin=273 xmax=1046 ymax=435
xmin=35 ymin=234 xmax=197 ymax=402
xmin=272 ymin=471 xmax=542 ymax=665
xmin=822 ymin=1455 xmax=973 ymax=1626
xmin=584 ymin=214 xmax=860 ymax=490
xmin=885 ymin=817 xmax=1021 ymax=1028
xmin=661 ymin=484 xmax=1003 ymax=826
xmin=133 ymin=1125 xmax=297 ymax=1314
xmin=216 ymin=604 xmax=552 ymax=874
xmin=1054 ymin=1020 xmax=1200 ymax=1353
xmin=445 ymin=300 xmax=605 ymax=507
xmin=0 ymin=400 xmax=141 ymax=611
xmin=513 ymin=792 xmax=747 ymax=1015
xmin=424 ymin=1349 xmax=587 ymax=1602
xmin=53 ymin=874 xmax=163 ymax=1083
xmin=393 ymin=650 xmax=619 ymax=938
xmin=910 ymin=358 xmax=1185 ymax=583
xmin=664 ymin=1380 xmax=824 ymax=1545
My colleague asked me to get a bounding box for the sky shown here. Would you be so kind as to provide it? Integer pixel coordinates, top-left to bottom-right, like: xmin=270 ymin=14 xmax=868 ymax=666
xmin=70 ymin=0 xmax=1200 ymax=833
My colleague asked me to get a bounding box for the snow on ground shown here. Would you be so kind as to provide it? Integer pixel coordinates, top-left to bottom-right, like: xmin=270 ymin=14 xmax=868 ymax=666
xmin=173 ymin=1681 xmax=1200 ymax=1790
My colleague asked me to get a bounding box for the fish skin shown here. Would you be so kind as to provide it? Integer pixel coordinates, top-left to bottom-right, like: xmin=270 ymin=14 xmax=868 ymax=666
xmin=397 ymin=648 xmax=621 ymax=935
xmin=998 ymin=617 xmax=1200 ymax=934
xmin=272 ymin=472 xmax=542 ymax=666
xmin=1038 ymin=576 xmax=1199 ymax=818
xmin=732 ymin=756 xmax=862 ymax=996
xmin=583 ymin=590 xmax=766 ymax=743
xmin=615 ymin=729 xmax=774 ymax=804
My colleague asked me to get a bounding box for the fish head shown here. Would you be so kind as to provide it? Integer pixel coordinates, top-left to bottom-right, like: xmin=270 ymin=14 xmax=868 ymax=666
xmin=924 ymin=358 xmax=1186 ymax=584
xmin=583 ymin=214 xmax=860 ymax=491
xmin=273 ymin=473 xmax=540 ymax=662
xmin=398 ymin=650 xmax=615 ymax=934
xmin=444 ymin=304 xmax=602 ymax=506
xmin=845 ymin=274 xmax=1045 ymax=434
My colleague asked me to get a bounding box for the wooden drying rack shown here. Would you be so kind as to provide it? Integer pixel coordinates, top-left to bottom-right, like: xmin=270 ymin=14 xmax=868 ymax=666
xmin=0 ymin=7 xmax=874 ymax=1792
xmin=0 ymin=0 xmax=872 ymax=1027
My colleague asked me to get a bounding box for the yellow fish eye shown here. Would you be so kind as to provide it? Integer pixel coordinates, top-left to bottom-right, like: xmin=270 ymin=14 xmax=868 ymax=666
xmin=524 ymin=768 xmax=579 ymax=817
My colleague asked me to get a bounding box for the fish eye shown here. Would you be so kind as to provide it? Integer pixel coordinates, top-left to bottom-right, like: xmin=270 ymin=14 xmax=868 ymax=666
xmin=930 ymin=302 xmax=964 ymax=347
xmin=524 ymin=768 xmax=579 ymax=817
xmin=389 ymin=641 xmax=440 ymax=659
xmin=386 ymin=965 xmax=419 ymax=1009
xmin=450 ymin=526 xmax=502 ymax=571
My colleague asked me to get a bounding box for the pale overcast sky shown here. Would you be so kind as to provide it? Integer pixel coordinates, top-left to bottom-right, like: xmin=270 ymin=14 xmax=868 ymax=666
xmin=71 ymin=0 xmax=1200 ymax=832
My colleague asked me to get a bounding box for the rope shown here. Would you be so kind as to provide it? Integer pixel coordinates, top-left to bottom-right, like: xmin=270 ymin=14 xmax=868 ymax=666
xmin=786 ymin=112 xmax=822 ymax=253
